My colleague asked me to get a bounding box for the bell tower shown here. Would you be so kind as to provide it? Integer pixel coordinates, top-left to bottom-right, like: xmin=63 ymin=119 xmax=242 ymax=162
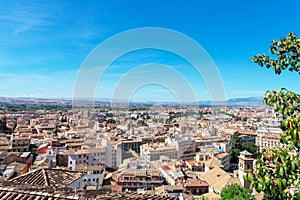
xmin=238 ymin=150 xmax=254 ymax=188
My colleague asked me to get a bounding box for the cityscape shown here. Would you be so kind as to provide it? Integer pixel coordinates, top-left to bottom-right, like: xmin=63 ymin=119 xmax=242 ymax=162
xmin=0 ymin=97 xmax=283 ymax=199
xmin=0 ymin=1 xmax=300 ymax=200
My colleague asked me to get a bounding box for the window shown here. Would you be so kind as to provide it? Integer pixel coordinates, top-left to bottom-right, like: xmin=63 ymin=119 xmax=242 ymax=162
xmin=247 ymin=164 xmax=250 ymax=169
xmin=70 ymin=161 xmax=72 ymax=164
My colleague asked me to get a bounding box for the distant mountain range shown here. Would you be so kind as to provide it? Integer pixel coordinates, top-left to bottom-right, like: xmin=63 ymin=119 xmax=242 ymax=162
xmin=195 ymin=97 xmax=263 ymax=106
xmin=0 ymin=96 xmax=264 ymax=107
xmin=224 ymin=97 xmax=264 ymax=106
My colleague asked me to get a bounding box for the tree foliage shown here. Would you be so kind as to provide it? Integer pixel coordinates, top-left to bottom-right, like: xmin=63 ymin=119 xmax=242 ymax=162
xmin=230 ymin=132 xmax=257 ymax=163
xmin=230 ymin=132 xmax=241 ymax=163
xmin=241 ymin=142 xmax=257 ymax=155
xmin=245 ymin=32 xmax=300 ymax=199
xmin=220 ymin=184 xmax=254 ymax=200
xmin=252 ymin=32 xmax=300 ymax=74
xmin=106 ymin=118 xmax=116 ymax=124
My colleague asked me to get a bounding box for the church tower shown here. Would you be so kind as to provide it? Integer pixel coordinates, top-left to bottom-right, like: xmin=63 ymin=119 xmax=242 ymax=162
xmin=238 ymin=150 xmax=254 ymax=188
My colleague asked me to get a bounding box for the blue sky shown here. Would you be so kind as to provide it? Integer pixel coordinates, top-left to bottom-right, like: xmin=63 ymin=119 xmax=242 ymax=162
xmin=0 ymin=0 xmax=300 ymax=102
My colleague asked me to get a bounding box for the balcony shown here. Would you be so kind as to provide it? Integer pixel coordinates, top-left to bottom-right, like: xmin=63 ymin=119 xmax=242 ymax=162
xmin=117 ymin=179 xmax=163 ymax=183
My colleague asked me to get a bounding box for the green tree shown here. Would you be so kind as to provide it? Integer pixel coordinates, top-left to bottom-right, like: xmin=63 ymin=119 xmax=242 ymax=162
xmin=220 ymin=184 xmax=254 ymax=200
xmin=230 ymin=132 xmax=241 ymax=163
xmin=245 ymin=32 xmax=300 ymax=199
xmin=241 ymin=142 xmax=257 ymax=155
xmin=230 ymin=132 xmax=257 ymax=162
xmin=106 ymin=118 xmax=116 ymax=124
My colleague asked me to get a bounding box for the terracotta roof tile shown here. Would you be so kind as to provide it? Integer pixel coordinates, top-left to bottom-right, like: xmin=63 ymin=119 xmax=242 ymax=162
xmin=9 ymin=168 xmax=86 ymax=188
xmin=201 ymin=167 xmax=231 ymax=192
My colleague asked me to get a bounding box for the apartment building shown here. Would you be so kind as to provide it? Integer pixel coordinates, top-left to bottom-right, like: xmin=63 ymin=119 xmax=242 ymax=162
xmin=165 ymin=137 xmax=196 ymax=159
xmin=65 ymin=147 xmax=106 ymax=170
xmin=140 ymin=143 xmax=178 ymax=162
xmin=256 ymin=133 xmax=283 ymax=150
xmin=116 ymin=139 xmax=144 ymax=167
xmin=101 ymin=138 xmax=117 ymax=169
xmin=0 ymin=135 xmax=30 ymax=153
xmin=256 ymin=127 xmax=283 ymax=150
xmin=195 ymin=136 xmax=228 ymax=147
xmin=116 ymin=169 xmax=164 ymax=191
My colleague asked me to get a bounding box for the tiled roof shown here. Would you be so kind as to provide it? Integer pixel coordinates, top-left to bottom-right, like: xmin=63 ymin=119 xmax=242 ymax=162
xmin=0 ymin=185 xmax=179 ymax=200
xmin=204 ymin=158 xmax=223 ymax=169
xmin=6 ymin=161 xmax=28 ymax=175
xmin=201 ymin=167 xmax=240 ymax=192
xmin=94 ymin=191 xmax=179 ymax=200
xmin=185 ymin=178 xmax=209 ymax=187
xmin=227 ymin=177 xmax=241 ymax=186
xmin=200 ymin=192 xmax=220 ymax=200
xmin=180 ymin=193 xmax=193 ymax=200
xmin=0 ymin=186 xmax=80 ymax=200
xmin=214 ymin=152 xmax=229 ymax=159
xmin=9 ymin=168 xmax=86 ymax=188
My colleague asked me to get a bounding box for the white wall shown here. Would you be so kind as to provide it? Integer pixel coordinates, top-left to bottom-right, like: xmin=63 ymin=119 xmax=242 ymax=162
xmin=68 ymin=155 xmax=76 ymax=170
xmin=67 ymin=170 xmax=105 ymax=188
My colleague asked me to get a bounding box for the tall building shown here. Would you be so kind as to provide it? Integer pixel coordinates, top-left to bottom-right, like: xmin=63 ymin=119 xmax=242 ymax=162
xmin=101 ymin=138 xmax=117 ymax=169
xmin=238 ymin=150 xmax=254 ymax=188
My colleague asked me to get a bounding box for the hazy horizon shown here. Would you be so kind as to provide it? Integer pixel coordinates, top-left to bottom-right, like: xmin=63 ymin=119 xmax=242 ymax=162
xmin=1 ymin=0 xmax=300 ymax=102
